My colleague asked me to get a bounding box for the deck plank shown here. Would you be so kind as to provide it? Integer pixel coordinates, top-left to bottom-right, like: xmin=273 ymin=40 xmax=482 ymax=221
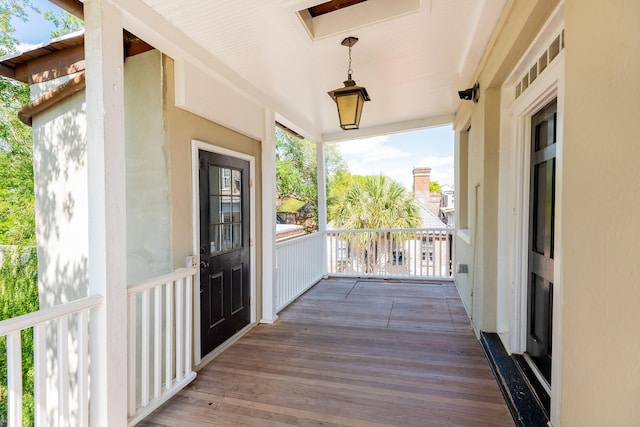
xmin=140 ymin=279 xmax=513 ymax=426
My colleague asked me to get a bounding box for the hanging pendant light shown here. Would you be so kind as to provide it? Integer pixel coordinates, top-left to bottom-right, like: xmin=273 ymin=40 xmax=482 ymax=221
xmin=328 ymin=36 xmax=371 ymax=130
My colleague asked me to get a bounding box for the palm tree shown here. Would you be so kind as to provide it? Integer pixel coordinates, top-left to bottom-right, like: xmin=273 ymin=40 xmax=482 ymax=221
xmin=330 ymin=175 xmax=421 ymax=272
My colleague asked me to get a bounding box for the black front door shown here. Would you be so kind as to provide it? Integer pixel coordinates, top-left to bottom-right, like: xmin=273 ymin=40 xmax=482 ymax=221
xmin=527 ymin=100 xmax=556 ymax=384
xmin=199 ymin=150 xmax=250 ymax=357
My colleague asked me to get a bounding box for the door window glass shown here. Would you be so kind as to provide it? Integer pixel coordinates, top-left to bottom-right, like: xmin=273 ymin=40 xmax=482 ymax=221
xmin=209 ymin=166 xmax=243 ymax=255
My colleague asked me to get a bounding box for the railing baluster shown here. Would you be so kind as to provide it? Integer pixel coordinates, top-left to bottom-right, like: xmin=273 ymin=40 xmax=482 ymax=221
xmin=57 ymin=316 xmax=70 ymax=427
xmin=7 ymin=331 xmax=23 ymax=427
xmin=439 ymin=231 xmax=444 ymax=276
xmin=165 ymin=279 xmax=173 ymax=389
xmin=78 ymin=309 xmax=89 ymax=427
xmin=175 ymin=278 xmax=184 ymax=382
xmin=185 ymin=274 xmax=193 ymax=377
xmin=154 ymin=284 xmax=162 ymax=399
xmin=141 ymin=289 xmax=150 ymax=407
xmin=415 ymin=231 xmax=420 ymax=276
xmin=33 ymin=323 xmax=47 ymax=426
xmin=127 ymin=293 xmax=137 ymax=417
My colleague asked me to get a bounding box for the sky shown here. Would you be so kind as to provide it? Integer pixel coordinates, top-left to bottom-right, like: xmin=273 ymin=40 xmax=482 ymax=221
xmin=333 ymin=126 xmax=454 ymax=190
xmin=10 ymin=0 xmax=61 ymax=49
xmin=10 ymin=2 xmax=455 ymax=190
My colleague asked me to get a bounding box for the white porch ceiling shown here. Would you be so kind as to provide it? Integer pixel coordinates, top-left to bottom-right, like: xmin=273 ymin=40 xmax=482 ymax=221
xmin=139 ymin=0 xmax=506 ymax=141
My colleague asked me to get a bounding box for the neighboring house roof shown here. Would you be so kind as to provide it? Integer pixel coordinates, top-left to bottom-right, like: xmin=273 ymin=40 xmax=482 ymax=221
xmin=416 ymin=200 xmax=447 ymax=228
xmin=0 ymin=29 xmax=153 ymax=85
xmin=0 ymin=30 xmax=85 ymax=83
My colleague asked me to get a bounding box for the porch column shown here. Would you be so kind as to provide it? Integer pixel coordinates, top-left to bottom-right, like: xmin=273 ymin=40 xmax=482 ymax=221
xmin=84 ymin=0 xmax=128 ymax=425
xmin=316 ymin=142 xmax=328 ymax=275
xmin=261 ymin=109 xmax=278 ymax=322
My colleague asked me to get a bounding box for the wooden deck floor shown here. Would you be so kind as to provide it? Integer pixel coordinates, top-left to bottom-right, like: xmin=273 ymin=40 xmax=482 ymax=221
xmin=141 ymin=278 xmax=514 ymax=426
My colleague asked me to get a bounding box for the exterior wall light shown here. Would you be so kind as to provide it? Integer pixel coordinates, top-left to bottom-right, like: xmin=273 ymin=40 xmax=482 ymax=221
xmin=458 ymin=83 xmax=480 ymax=103
xmin=328 ymin=36 xmax=371 ymax=130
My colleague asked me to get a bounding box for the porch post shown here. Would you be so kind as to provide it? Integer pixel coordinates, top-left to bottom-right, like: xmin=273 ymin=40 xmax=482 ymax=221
xmin=316 ymin=142 xmax=328 ymax=275
xmin=261 ymin=109 xmax=278 ymax=322
xmin=84 ymin=0 xmax=128 ymax=424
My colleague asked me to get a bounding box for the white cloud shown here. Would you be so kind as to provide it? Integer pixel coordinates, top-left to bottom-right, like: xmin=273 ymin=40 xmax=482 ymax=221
xmin=338 ymin=136 xmax=411 ymax=164
xmin=416 ymin=156 xmax=454 ymax=187
xmin=335 ymin=136 xmax=455 ymax=191
xmin=384 ymin=167 xmax=414 ymax=190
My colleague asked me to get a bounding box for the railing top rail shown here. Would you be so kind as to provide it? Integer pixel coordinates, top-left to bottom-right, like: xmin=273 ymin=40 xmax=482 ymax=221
xmin=128 ymin=267 xmax=198 ymax=295
xmin=0 ymin=294 xmax=103 ymax=336
xmin=327 ymin=227 xmax=455 ymax=234
xmin=275 ymin=231 xmax=323 ymax=248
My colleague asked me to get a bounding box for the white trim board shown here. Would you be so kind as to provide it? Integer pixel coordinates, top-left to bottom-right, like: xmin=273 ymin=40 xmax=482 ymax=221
xmin=497 ymin=3 xmax=564 ymax=425
xmin=191 ymin=139 xmax=257 ymax=367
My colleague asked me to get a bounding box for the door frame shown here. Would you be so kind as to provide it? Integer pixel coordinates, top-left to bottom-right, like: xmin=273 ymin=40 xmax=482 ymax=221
xmin=499 ymin=4 xmax=565 ymax=424
xmin=191 ymin=139 xmax=257 ymax=367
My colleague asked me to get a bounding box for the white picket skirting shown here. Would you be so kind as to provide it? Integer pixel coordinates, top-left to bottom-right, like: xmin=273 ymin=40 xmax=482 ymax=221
xmin=275 ymin=232 xmax=325 ymax=312
xmin=126 ymin=268 xmax=198 ymax=426
xmin=0 ymin=295 xmax=103 ymax=427
xmin=326 ymin=228 xmax=454 ymax=279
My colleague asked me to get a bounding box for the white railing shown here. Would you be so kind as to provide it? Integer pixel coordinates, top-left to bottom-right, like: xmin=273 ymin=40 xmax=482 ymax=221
xmin=127 ymin=268 xmax=198 ymax=426
xmin=275 ymin=232 xmax=324 ymax=312
xmin=326 ymin=228 xmax=454 ymax=279
xmin=0 ymin=295 xmax=103 ymax=427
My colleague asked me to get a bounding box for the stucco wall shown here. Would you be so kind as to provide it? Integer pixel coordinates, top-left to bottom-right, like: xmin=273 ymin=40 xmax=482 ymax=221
xmin=163 ymin=56 xmax=264 ymax=321
xmin=561 ymin=1 xmax=640 ymax=425
xmin=124 ymin=50 xmax=173 ymax=283
xmin=32 ymin=79 xmax=88 ymax=308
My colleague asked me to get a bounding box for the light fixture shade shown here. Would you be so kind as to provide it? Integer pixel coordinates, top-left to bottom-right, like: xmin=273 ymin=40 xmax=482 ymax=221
xmin=328 ymin=79 xmax=371 ymax=130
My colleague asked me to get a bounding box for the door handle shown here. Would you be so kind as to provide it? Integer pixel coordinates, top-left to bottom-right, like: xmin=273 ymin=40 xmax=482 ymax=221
xmin=200 ymin=261 xmax=210 ymax=269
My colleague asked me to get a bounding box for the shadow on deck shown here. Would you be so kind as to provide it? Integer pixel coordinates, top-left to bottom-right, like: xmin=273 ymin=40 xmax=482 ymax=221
xmin=141 ymin=278 xmax=514 ymax=426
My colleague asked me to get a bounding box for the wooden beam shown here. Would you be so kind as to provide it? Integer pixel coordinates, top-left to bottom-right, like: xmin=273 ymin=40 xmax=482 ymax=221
xmin=49 ymin=0 xmax=84 ymax=20
xmin=123 ymin=31 xmax=155 ymax=58
xmin=0 ymin=63 xmax=16 ymax=80
xmin=26 ymin=45 xmax=85 ymax=84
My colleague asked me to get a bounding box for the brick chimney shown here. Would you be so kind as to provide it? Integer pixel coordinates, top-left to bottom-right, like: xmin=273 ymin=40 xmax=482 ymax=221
xmin=412 ymin=167 xmax=431 ymax=205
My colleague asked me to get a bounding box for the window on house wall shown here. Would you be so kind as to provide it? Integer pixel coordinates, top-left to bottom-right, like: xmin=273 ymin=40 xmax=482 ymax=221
xmin=221 ymin=168 xmax=231 ymax=191
xmin=421 ymin=236 xmax=434 ymax=264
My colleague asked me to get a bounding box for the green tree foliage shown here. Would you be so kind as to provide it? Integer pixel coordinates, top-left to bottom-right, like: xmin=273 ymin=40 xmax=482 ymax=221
xmin=0 ymin=78 xmax=34 ymax=246
xmin=0 ymin=249 xmax=38 ymax=426
xmin=0 ymin=2 xmax=44 ymax=424
xmin=329 ymin=175 xmax=422 ymax=272
xmin=275 ymin=127 xmax=317 ymax=202
xmin=43 ymin=8 xmax=83 ymax=38
xmin=0 ymin=0 xmax=38 ymax=246
xmin=0 ymin=0 xmax=33 ymax=52
xmin=330 ymin=175 xmax=421 ymax=230
xmin=429 ymin=180 xmax=442 ymax=193
xmin=275 ymin=127 xmax=348 ymax=227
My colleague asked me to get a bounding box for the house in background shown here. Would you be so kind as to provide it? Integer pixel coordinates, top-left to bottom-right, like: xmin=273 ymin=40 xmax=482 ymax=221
xmin=276 ymin=197 xmax=315 ymax=231
xmin=0 ymin=1 xmax=639 ymax=426
xmin=439 ymin=184 xmax=455 ymax=227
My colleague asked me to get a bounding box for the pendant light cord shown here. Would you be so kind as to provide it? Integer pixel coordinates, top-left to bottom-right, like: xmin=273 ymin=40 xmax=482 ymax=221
xmin=347 ymin=44 xmax=353 ymax=80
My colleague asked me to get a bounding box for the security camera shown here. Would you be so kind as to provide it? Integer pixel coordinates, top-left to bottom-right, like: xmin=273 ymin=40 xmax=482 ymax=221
xmin=458 ymin=83 xmax=479 ymax=103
